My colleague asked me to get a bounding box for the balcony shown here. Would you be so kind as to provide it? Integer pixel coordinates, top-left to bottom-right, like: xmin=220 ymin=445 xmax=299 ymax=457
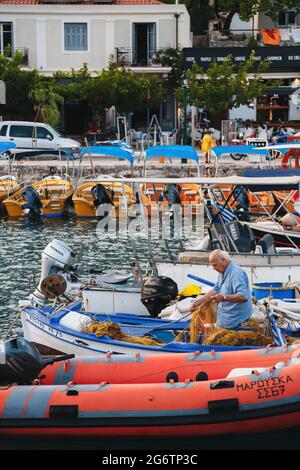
xmin=207 ymin=27 xmax=300 ymax=48
xmin=0 ymin=47 xmax=29 ymax=66
xmin=115 ymin=48 xmax=159 ymax=67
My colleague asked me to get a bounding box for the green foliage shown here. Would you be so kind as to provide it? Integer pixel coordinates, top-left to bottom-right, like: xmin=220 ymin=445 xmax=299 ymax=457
xmin=54 ymin=59 xmax=163 ymax=115
xmin=162 ymin=0 xmax=215 ymax=34
xmin=214 ymin=0 xmax=300 ymax=22
xmin=29 ymin=79 xmax=64 ymax=126
xmin=181 ymin=54 xmax=272 ymax=114
xmin=163 ymin=0 xmax=300 ymax=24
xmin=153 ymin=47 xmax=183 ymax=88
xmin=0 ymin=51 xmax=39 ymax=119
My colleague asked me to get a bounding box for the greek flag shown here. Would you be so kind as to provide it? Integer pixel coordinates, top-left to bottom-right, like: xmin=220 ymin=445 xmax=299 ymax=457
xmin=267 ymin=309 xmax=287 ymax=347
xmin=214 ymin=201 xmax=236 ymax=223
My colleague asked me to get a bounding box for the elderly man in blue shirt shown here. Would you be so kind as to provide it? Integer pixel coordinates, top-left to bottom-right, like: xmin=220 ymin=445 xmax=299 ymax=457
xmin=191 ymin=249 xmax=252 ymax=328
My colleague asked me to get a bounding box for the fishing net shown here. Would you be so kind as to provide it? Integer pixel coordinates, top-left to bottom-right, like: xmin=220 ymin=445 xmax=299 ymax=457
xmin=176 ymin=300 xmax=217 ymax=343
xmin=203 ymin=328 xmax=273 ymax=346
xmin=84 ymin=321 xmax=163 ymax=346
xmin=176 ymin=301 xmax=275 ymax=346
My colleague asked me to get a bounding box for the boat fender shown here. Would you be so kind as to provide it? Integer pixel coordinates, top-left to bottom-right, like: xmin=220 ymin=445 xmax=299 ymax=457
xmin=135 ymin=352 xmax=141 ymax=362
xmin=166 ymin=372 xmax=179 ymax=383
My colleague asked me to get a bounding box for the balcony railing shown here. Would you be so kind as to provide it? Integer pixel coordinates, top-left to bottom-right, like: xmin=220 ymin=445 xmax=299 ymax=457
xmin=208 ymin=27 xmax=300 ymax=48
xmin=115 ymin=48 xmax=158 ymax=67
xmin=0 ymin=47 xmax=29 ymax=66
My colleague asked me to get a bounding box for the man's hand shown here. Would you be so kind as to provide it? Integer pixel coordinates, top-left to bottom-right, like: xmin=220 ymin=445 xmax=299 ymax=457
xmin=190 ymin=298 xmax=204 ymax=311
xmin=211 ymin=294 xmax=224 ymax=304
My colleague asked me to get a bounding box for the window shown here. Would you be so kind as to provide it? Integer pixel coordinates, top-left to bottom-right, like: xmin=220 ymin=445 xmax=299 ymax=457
xmin=64 ymin=23 xmax=87 ymax=51
xmin=0 ymin=23 xmax=13 ymax=54
xmin=37 ymin=127 xmax=53 ymax=140
xmin=10 ymin=125 xmax=33 ymax=138
xmin=278 ymin=11 xmax=296 ymax=26
xmin=0 ymin=125 xmax=7 ymax=136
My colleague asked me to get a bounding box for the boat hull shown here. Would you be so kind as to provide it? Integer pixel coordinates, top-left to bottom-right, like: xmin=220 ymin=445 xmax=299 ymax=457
xmin=156 ymin=252 xmax=300 ymax=290
xmin=1 ymin=360 xmax=300 ymax=437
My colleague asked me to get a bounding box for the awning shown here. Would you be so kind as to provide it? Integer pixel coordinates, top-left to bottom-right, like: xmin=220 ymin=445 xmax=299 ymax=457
xmin=145 ymin=145 xmax=199 ymax=163
xmin=81 ymin=145 xmax=134 ymax=166
xmin=211 ymin=145 xmax=269 ymax=158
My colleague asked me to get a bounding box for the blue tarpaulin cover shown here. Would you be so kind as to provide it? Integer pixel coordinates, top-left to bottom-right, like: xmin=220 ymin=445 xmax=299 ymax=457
xmin=211 ymin=145 xmax=269 ymax=158
xmin=0 ymin=142 xmax=16 ymax=154
xmin=81 ymin=145 xmax=134 ymax=166
xmin=145 ymin=145 xmax=199 ymax=162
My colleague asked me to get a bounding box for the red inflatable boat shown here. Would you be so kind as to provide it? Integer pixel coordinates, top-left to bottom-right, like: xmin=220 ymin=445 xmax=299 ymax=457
xmin=1 ymin=358 xmax=300 ymax=437
xmin=40 ymin=344 xmax=300 ymax=385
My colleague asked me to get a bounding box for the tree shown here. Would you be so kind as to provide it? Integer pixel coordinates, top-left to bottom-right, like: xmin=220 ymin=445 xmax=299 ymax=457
xmin=29 ymin=80 xmax=64 ymax=126
xmin=182 ymin=54 xmax=272 ymax=114
xmin=153 ymin=47 xmax=183 ymax=88
xmin=162 ymin=1 xmax=215 ymax=34
xmin=0 ymin=50 xmax=39 ymax=119
xmin=163 ymin=0 xmax=300 ymax=27
xmin=217 ymin=0 xmax=300 ymax=22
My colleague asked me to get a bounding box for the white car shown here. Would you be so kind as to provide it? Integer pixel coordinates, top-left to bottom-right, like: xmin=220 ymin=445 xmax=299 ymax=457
xmin=0 ymin=121 xmax=81 ymax=157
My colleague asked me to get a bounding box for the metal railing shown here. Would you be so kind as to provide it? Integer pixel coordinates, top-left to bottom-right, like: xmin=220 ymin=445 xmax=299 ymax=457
xmin=115 ymin=48 xmax=158 ymax=67
xmin=0 ymin=47 xmax=29 ymax=66
xmin=208 ymin=27 xmax=300 ymax=47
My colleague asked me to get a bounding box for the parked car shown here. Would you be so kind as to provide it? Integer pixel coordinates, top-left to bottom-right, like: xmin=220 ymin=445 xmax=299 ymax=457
xmin=0 ymin=121 xmax=81 ymax=157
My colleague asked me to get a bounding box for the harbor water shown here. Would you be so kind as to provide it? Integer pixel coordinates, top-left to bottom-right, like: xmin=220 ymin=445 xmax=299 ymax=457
xmin=1 ymin=215 xmax=300 ymax=450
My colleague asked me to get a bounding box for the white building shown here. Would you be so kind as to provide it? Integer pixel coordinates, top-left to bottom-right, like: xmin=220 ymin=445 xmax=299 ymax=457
xmin=0 ymin=0 xmax=191 ymax=132
xmin=0 ymin=0 xmax=191 ymax=73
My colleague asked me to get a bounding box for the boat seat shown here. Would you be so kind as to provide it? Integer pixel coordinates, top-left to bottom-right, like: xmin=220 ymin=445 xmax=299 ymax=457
xmin=256 ymin=234 xmax=276 ymax=254
xmin=59 ymin=311 xmax=91 ymax=331
xmin=179 ymin=251 xmax=210 ymax=263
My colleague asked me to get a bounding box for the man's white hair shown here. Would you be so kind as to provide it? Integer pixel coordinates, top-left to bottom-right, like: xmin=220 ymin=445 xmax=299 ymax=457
xmin=210 ymin=249 xmax=231 ymax=261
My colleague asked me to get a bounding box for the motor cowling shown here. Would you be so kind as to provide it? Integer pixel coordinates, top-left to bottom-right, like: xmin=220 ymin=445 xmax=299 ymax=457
xmin=141 ymin=276 xmax=178 ymax=318
xmin=0 ymin=338 xmax=74 ymax=385
xmin=31 ymin=239 xmax=76 ymax=305
xmin=0 ymin=337 xmax=43 ymax=385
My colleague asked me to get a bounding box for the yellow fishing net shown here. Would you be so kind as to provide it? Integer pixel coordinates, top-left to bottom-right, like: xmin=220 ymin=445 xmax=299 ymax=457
xmin=176 ymin=301 xmax=275 ymax=346
xmin=176 ymin=301 xmax=217 ymax=343
xmin=84 ymin=321 xmax=163 ymax=347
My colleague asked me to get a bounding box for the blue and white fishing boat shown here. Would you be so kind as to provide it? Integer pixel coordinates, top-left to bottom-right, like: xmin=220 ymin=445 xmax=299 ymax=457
xmin=21 ymin=300 xmax=269 ymax=356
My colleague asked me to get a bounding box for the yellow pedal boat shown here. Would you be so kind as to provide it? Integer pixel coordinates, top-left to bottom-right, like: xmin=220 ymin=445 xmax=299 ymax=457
xmin=73 ymin=178 xmax=135 ymax=218
xmin=0 ymin=175 xmax=19 ymax=202
xmin=3 ymin=175 xmax=73 ymax=218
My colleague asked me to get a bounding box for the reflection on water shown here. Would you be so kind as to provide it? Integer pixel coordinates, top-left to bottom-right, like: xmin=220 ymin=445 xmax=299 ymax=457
xmin=0 ymin=215 xmax=166 ymax=337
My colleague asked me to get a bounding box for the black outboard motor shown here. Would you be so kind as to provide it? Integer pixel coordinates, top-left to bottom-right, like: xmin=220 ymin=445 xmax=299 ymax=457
xmin=233 ymin=185 xmax=249 ymax=212
xmin=91 ymin=183 xmax=114 ymax=208
xmin=163 ymin=184 xmax=181 ymax=206
xmin=141 ymin=276 xmax=178 ymax=318
xmin=0 ymin=337 xmax=74 ymax=386
xmin=23 ymin=186 xmax=43 ymax=218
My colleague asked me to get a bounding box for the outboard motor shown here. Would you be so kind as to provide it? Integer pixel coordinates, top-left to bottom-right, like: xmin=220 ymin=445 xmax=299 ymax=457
xmin=163 ymin=184 xmax=181 ymax=206
xmin=0 ymin=337 xmax=74 ymax=385
xmin=23 ymin=186 xmax=43 ymax=218
xmin=91 ymin=183 xmax=114 ymax=208
xmin=31 ymin=239 xmax=76 ymax=305
xmin=233 ymin=185 xmax=249 ymax=212
xmin=141 ymin=276 xmax=178 ymax=318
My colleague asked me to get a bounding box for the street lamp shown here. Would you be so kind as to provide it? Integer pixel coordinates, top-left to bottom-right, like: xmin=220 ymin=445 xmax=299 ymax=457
xmin=182 ymin=74 xmax=188 ymax=148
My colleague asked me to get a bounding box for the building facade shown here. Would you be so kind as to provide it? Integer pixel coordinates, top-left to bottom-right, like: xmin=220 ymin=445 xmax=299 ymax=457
xmin=0 ymin=0 xmax=191 ymax=132
xmin=184 ymin=10 xmax=300 ymax=126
